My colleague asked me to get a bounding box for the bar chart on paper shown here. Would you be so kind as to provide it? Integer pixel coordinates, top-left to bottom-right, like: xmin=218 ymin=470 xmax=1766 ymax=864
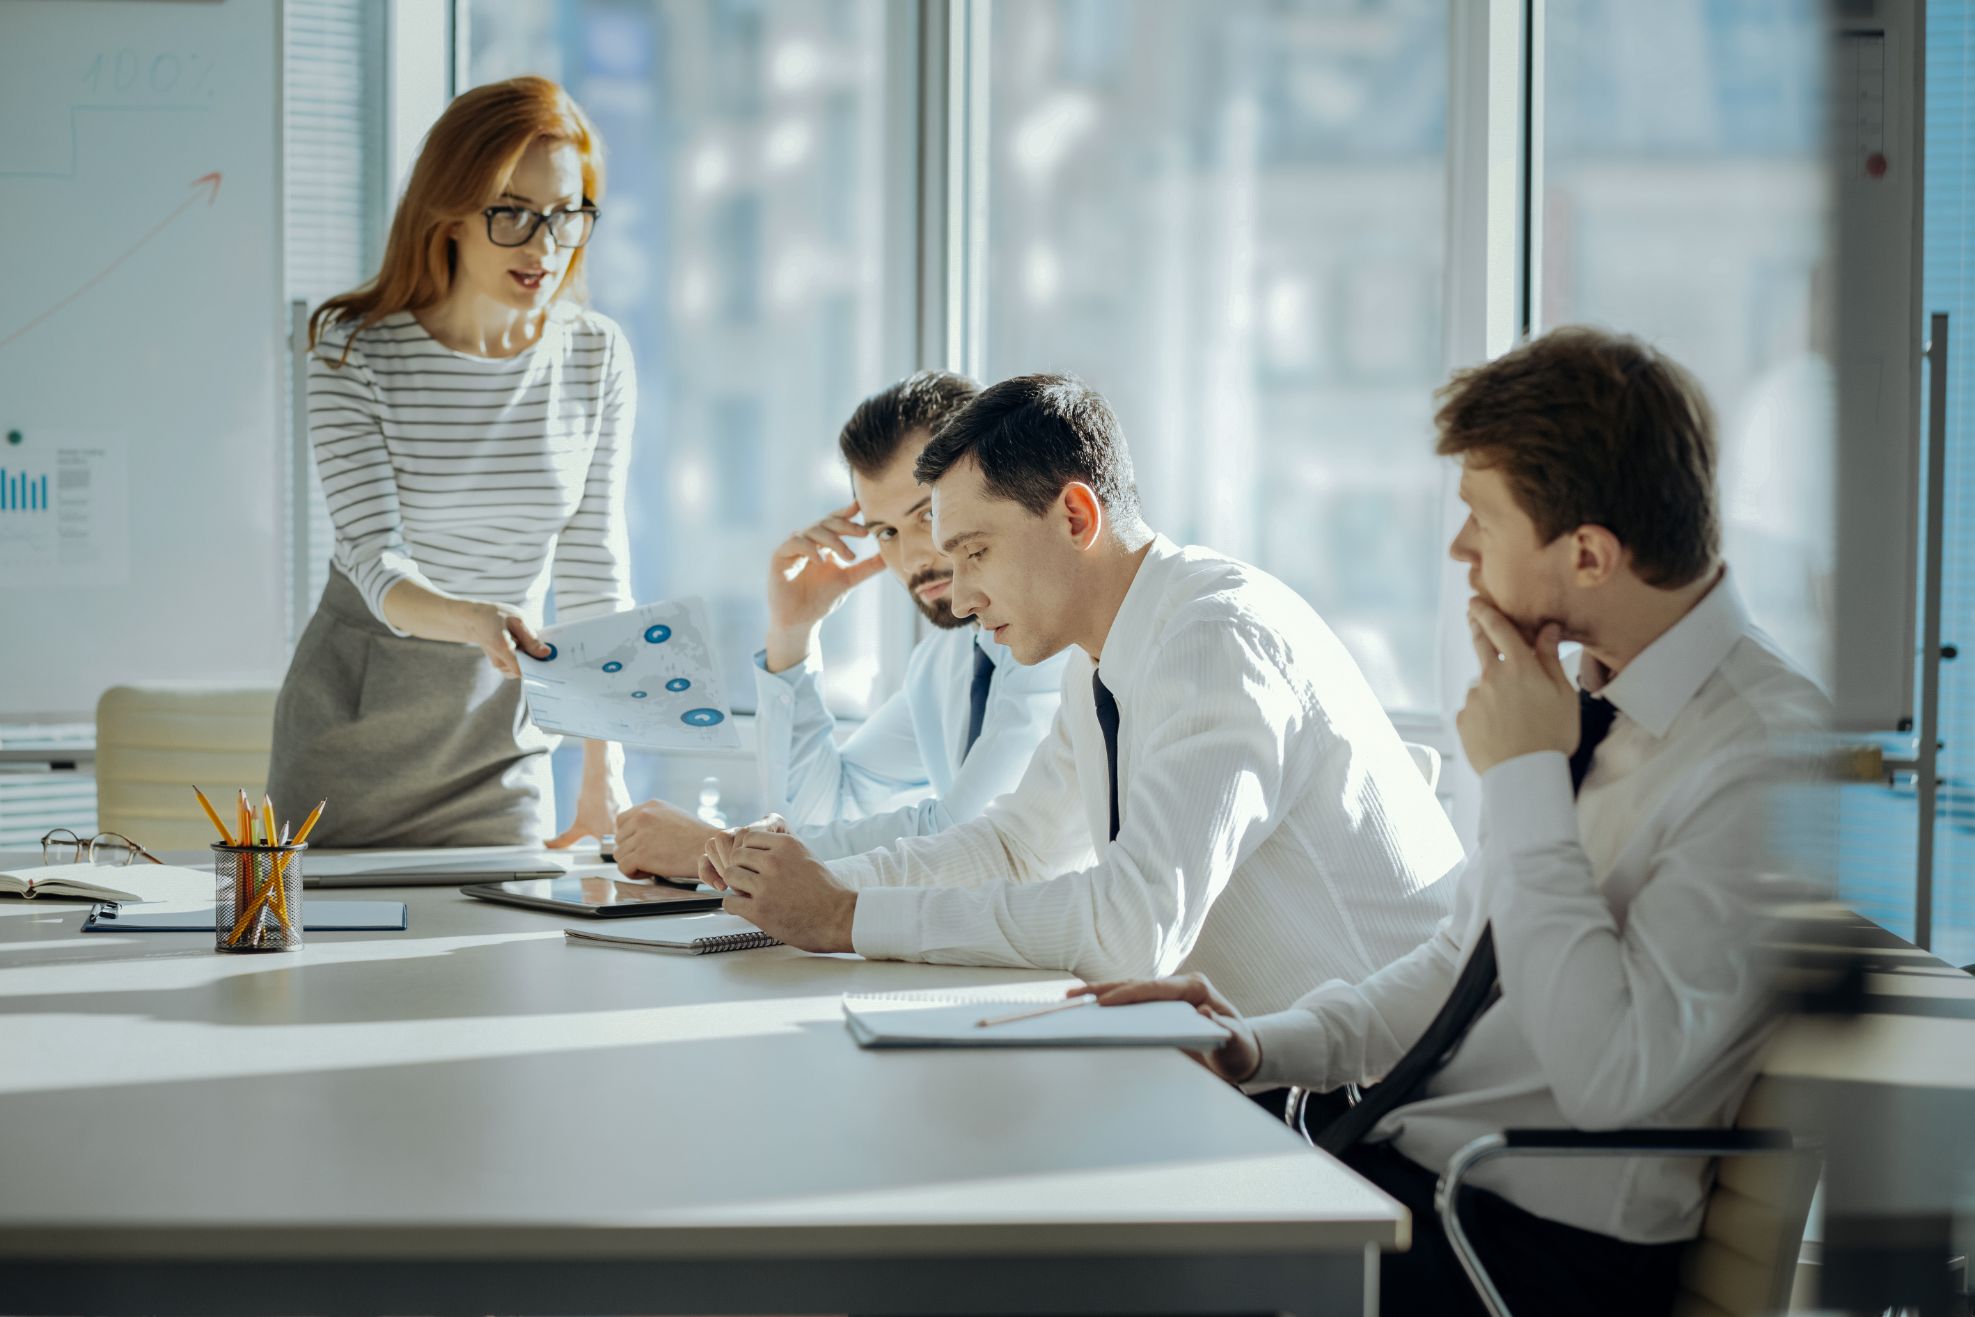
xmin=0 ymin=469 xmax=50 ymax=512
xmin=0 ymin=433 xmax=127 ymax=587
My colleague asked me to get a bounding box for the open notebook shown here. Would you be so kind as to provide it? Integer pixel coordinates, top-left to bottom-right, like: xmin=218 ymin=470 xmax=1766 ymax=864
xmin=842 ymin=990 xmax=1231 ymax=1050
xmin=0 ymin=862 xmax=211 ymax=905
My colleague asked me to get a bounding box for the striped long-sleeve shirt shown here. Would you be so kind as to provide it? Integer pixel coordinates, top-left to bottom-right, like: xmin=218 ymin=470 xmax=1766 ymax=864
xmin=307 ymin=302 xmax=636 ymax=635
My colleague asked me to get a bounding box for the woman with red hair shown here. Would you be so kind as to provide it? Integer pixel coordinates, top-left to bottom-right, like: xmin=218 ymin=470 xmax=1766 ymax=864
xmin=269 ymin=76 xmax=634 ymax=848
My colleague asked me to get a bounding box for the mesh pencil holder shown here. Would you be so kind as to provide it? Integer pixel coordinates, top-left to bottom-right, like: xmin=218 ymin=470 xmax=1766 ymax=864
xmin=213 ymin=843 xmax=306 ymax=953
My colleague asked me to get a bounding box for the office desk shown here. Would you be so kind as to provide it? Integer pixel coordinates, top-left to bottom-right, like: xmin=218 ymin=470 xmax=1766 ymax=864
xmin=0 ymin=863 xmax=1402 ymax=1315
xmin=1766 ymin=907 xmax=1975 ymax=1313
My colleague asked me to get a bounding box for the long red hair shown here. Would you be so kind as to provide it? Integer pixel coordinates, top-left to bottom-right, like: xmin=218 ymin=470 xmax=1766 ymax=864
xmin=311 ymin=76 xmax=605 ymax=361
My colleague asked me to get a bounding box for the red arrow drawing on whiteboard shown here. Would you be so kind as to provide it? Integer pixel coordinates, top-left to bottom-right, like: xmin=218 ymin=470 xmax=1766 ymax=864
xmin=0 ymin=171 xmax=222 ymax=353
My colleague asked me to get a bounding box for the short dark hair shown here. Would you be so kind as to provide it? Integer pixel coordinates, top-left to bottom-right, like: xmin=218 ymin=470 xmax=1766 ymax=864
xmin=1434 ymin=326 xmax=1720 ymax=589
xmin=837 ymin=370 xmax=981 ymax=478
xmin=914 ymin=373 xmax=1142 ymax=524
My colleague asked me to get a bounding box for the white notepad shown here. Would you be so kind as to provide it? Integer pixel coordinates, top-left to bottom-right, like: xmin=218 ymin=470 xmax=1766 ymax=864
xmin=841 ymin=990 xmax=1231 ymax=1049
xmin=562 ymin=913 xmax=781 ymax=955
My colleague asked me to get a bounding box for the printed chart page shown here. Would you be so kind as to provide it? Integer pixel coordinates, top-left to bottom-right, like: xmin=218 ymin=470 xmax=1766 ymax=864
xmin=521 ymin=598 xmax=740 ymax=750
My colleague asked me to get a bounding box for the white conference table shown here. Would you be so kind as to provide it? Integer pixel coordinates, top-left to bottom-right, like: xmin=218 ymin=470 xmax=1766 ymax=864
xmin=1762 ymin=907 xmax=1975 ymax=1311
xmin=0 ymin=853 xmax=1404 ymax=1316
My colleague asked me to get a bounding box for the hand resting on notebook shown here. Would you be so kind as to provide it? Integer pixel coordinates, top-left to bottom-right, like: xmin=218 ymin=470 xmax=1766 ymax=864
xmin=1078 ymin=972 xmax=1262 ymax=1084
xmin=701 ymin=821 xmax=855 ymax=954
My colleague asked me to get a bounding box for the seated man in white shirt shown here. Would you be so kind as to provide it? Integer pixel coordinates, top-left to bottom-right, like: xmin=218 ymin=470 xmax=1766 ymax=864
xmin=696 ymin=373 xmax=1463 ymax=1017
xmin=1082 ymin=328 xmax=1830 ymax=1317
xmin=613 ymin=371 xmax=1068 ymax=878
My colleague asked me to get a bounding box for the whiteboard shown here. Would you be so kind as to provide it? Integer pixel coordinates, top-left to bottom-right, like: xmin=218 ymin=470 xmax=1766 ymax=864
xmin=0 ymin=0 xmax=284 ymax=721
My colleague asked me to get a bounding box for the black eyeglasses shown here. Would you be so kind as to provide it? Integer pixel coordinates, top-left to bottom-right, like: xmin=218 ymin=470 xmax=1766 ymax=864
xmin=482 ymin=202 xmax=600 ymax=249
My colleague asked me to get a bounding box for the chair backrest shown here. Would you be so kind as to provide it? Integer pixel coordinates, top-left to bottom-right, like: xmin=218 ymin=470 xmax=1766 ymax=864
xmin=1670 ymin=1077 xmax=1822 ymax=1317
xmin=95 ymin=685 xmax=278 ymax=849
xmin=1402 ymin=740 xmax=1442 ymax=792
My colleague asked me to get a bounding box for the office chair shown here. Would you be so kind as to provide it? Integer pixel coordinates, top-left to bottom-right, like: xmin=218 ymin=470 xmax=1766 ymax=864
xmin=95 ymin=684 xmax=278 ymax=849
xmin=1433 ymin=1076 xmax=1819 ymax=1317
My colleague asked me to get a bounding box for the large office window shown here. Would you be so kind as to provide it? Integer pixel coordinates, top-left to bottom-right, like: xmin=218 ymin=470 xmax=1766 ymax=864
xmin=980 ymin=0 xmax=1450 ymax=713
xmin=469 ymin=0 xmax=902 ymax=742
xmin=1541 ymin=0 xmax=1832 ymax=683
xmin=1541 ymin=0 xmax=1879 ymax=928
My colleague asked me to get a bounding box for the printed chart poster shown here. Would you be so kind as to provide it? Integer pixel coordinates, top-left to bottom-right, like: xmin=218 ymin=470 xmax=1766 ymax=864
xmin=521 ymin=597 xmax=741 ymax=750
xmin=0 ymin=430 xmax=129 ymax=588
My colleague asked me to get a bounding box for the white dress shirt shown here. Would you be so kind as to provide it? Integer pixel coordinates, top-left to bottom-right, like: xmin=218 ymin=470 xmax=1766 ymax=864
xmin=831 ymin=536 xmax=1464 ymax=1015
xmin=1245 ymin=571 xmax=1830 ymax=1243
xmin=753 ymin=627 xmax=1067 ymax=861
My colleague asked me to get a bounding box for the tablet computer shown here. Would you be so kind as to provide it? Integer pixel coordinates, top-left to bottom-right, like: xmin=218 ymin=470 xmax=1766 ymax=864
xmin=462 ymin=874 xmax=727 ymax=918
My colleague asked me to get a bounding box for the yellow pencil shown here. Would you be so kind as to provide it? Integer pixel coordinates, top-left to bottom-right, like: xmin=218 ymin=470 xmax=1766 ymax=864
xmin=291 ymin=799 xmax=327 ymax=846
xmin=232 ymin=799 xmax=326 ymax=945
xmin=228 ymin=884 xmax=272 ymax=943
xmin=234 ymin=790 xmax=257 ymax=946
xmin=235 ymin=799 xmax=320 ymax=943
xmin=260 ymin=793 xmax=291 ymax=936
xmin=193 ymin=787 xmax=233 ymax=845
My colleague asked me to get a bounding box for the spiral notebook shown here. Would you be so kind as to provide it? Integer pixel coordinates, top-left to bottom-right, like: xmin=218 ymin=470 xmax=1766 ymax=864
xmin=841 ymin=989 xmax=1231 ymax=1049
xmin=561 ymin=912 xmax=780 ymax=956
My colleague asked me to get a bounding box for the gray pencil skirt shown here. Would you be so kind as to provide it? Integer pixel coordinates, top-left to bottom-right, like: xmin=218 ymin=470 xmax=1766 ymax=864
xmin=266 ymin=570 xmax=557 ymax=848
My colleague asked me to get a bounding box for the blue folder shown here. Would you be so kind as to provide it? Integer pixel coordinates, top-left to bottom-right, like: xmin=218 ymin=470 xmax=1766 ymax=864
xmin=80 ymin=901 xmax=408 ymax=932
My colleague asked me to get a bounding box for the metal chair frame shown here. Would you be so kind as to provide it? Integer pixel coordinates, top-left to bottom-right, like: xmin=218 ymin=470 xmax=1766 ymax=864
xmin=1433 ymin=1128 xmax=1818 ymax=1317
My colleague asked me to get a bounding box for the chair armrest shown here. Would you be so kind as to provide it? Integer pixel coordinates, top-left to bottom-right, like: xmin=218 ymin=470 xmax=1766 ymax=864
xmin=1494 ymin=1127 xmax=1807 ymax=1155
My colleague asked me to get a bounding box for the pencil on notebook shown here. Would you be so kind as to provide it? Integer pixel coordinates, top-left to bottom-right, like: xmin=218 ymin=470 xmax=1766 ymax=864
xmin=975 ymin=994 xmax=1099 ymax=1029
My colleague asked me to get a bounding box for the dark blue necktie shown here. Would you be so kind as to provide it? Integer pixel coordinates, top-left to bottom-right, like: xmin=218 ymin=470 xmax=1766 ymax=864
xmin=1093 ymin=670 xmax=1121 ymax=842
xmin=963 ymin=642 xmax=995 ymax=761
xmin=1316 ymin=689 xmax=1617 ymax=1155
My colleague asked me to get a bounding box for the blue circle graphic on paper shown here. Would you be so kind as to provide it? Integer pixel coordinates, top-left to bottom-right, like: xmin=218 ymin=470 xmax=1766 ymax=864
xmin=528 ymin=642 xmax=556 ymax=662
xmin=644 ymin=624 xmax=672 ymax=644
xmin=631 ymin=690 xmax=649 ymax=699
xmin=681 ymin=708 xmax=725 ymax=727
xmin=602 ymin=660 xmax=623 ymax=673
xmin=665 ymin=677 xmax=691 ymax=692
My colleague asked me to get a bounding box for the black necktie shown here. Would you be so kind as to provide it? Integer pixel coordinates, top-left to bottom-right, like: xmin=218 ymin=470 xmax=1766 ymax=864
xmin=1570 ymin=686 xmax=1619 ymax=792
xmin=1093 ymin=670 xmax=1121 ymax=842
xmin=963 ymin=643 xmax=996 ymax=761
xmin=1316 ymin=689 xmax=1617 ymax=1155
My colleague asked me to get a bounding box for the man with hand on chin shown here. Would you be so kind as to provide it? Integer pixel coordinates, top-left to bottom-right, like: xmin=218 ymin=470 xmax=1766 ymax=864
xmin=1078 ymin=327 xmax=1830 ymax=1317
xmin=700 ymin=373 xmax=1460 ymax=1019
xmin=613 ymin=371 xmax=1066 ymax=879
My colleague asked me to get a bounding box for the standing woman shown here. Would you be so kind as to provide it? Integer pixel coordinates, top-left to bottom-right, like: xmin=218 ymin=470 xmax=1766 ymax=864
xmin=269 ymin=77 xmax=634 ymax=848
